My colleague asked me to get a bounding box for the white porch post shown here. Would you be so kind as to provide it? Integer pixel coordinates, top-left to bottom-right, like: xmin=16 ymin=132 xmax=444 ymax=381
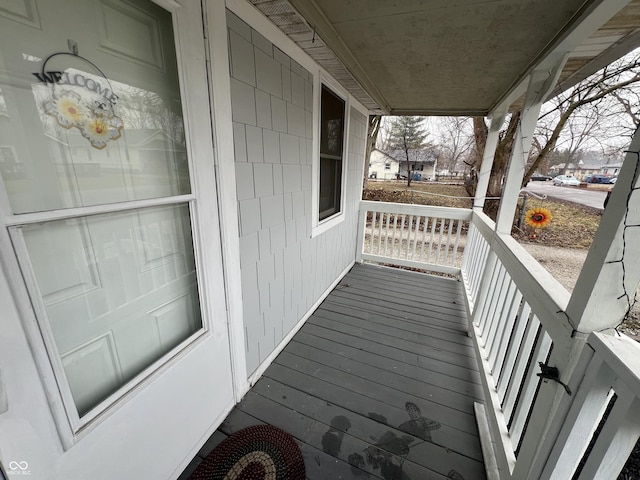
xmin=494 ymin=59 xmax=566 ymax=234
xmin=565 ymin=125 xmax=640 ymax=332
xmin=473 ymin=111 xmax=507 ymax=211
xmin=468 ymin=111 xmax=505 ymax=330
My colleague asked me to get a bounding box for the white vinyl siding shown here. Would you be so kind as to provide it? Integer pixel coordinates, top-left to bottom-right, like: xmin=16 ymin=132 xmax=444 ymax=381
xmin=227 ymin=11 xmax=366 ymax=375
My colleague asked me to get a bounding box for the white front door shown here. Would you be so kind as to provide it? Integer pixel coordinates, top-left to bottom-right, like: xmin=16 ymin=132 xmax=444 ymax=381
xmin=0 ymin=1 xmax=233 ymax=478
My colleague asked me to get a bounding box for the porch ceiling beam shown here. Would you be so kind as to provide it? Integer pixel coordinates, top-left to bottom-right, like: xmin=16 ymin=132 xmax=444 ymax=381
xmin=490 ymin=0 xmax=632 ymax=115
xmin=288 ymin=0 xmax=391 ymax=114
xmin=551 ymin=28 xmax=640 ymax=98
xmin=388 ymin=108 xmax=490 ymax=117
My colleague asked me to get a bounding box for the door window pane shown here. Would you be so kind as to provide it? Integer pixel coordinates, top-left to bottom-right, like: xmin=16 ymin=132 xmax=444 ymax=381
xmin=20 ymin=204 xmax=202 ymax=415
xmin=0 ymin=0 xmax=189 ymax=214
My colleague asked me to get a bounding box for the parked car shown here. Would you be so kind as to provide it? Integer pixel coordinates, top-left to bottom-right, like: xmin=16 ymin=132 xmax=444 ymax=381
xmin=530 ymin=173 xmax=553 ymax=181
xmin=553 ymin=175 xmax=581 ymax=186
xmin=586 ymin=174 xmax=615 ymax=184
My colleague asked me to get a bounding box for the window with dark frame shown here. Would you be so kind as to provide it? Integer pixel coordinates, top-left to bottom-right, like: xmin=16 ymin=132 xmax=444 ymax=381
xmin=319 ymin=85 xmax=345 ymax=221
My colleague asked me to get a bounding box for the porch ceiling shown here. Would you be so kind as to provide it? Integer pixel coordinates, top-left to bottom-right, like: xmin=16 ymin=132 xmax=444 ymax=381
xmin=249 ymin=0 xmax=640 ymax=115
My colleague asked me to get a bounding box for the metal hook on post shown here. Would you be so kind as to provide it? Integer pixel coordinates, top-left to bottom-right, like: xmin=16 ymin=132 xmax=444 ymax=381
xmin=537 ymin=362 xmax=572 ymax=395
xmin=68 ymin=39 xmax=78 ymax=56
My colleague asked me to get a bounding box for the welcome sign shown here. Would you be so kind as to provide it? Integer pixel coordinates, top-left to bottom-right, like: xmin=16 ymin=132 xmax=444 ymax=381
xmin=33 ymin=54 xmax=124 ymax=150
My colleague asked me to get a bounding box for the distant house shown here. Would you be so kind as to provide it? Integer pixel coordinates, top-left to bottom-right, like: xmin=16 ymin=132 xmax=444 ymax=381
xmin=603 ymin=163 xmax=623 ymax=175
xmin=398 ymin=158 xmax=436 ymax=180
xmin=368 ymin=149 xmax=400 ymax=179
xmin=549 ymin=163 xmax=604 ymax=179
xmin=370 ymin=148 xmax=436 ymax=180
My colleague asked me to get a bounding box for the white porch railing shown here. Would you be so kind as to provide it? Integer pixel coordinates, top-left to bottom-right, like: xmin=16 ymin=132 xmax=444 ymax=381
xmin=356 ymin=200 xmax=640 ymax=480
xmin=356 ymin=200 xmax=471 ymax=275
xmin=541 ymin=332 xmax=640 ymax=479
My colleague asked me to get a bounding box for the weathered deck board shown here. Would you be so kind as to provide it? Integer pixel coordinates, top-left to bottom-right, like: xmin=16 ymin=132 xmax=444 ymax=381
xmin=317 ymin=301 xmax=472 ymax=345
xmin=293 ymin=331 xmax=482 ymax=397
xmin=182 ymin=263 xmax=486 ymax=480
xmin=311 ymin=308 xmax=475 ymax=357
xmin=301 ymin=322 xmax=480 ymax=383
xmin=340 ymin=272 xmax=467 ymax=307
xmin=307 ymin=313 xmax=476 ymax=369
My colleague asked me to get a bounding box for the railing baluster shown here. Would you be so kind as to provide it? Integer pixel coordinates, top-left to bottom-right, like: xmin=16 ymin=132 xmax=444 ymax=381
xmin=363 ymin=209 xmax=371 ymax=256
xmin=486 ymin=270 xmax=514 ymax=357
xmin=475 ymin=258 xmax=500 ymax=331
xmin=578 ymin=389 xmax=640 ymax=480
xmin=444 ymin=218 xmax=454 ymax=265
xmin=481 ymin=263 xmax=508 ymax=340
xmin=399 ymin=214 xmax=406 ymax=258
xmin=419 ymin=216 xmax=428 ymax=263
xmin=392 ymin=213 xmax=399 ymax=258
xmin=405 ymin=215 xmax=413 ymax=259
xmin=467 ymin=227 xmax=483 ymax=301
xmin=452 ymin=219 xmax=462 ymax=266
xmin=510 ymin=329 xmax=552 ymax=448
xmin=384 ymin=211 xmax=391 ymax=256
xmin=498 ymin=302 xmax=531 ymax=403
xmin=435 ymin=218 xmax=444 ymax=264
xmin=492 ymin=287 xmax=523 ymax=381
xmin=427 ymin=216 xmax=436 ymax=263
xmin=376 ymin=212 xmax=382 ymax=255
xmin=411 ymin=215 xmax=420 ymax=260
xmin=461 ymin=223 xmax=475 ymax=272
xmin=503 ymin=317 xmax=540 ymax=419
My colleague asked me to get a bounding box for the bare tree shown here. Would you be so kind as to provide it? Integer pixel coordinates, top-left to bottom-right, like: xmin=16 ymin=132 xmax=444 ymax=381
xmin=387 ymin=116 xmax=428 ymax=187
xmin=435 ymin=117 xmax=474 ymax=176
xmin=526 ymin=54 xmax=640 ymax=182
xmin=467 ymin=50 xmax=640 ymax=216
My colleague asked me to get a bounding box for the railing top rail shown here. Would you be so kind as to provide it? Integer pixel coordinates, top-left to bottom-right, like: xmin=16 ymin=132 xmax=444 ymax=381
xmin=471 ymin=210 xmax=575 ymax=348
xmin=359 ymin=200 xmax=473 ymax=220
xmin=590 ymin=332 xmax=640 ymax=399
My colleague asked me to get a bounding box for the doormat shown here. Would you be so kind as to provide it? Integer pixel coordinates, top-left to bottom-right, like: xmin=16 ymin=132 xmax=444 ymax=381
xmin=189 ymin=424 xmax=305 ymax=480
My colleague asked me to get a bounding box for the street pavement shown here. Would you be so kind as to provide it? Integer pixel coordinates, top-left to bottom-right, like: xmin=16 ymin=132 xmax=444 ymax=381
xmin=523 ymin=181 xmax=609 ymax=211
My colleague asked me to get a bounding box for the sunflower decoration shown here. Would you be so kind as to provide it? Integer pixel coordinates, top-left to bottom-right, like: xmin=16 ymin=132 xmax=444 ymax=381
xmin=80 ymin=109 xmax=123 ymax=150
xmin=524 ymin=207 xmax=552 ymax=240
xmin=42 ymin=87 xmax=123 ymax=149
xmin=44 ymin=90 xmax=87 ymax=129
xmin=525 ymin=207 xmax=552 ymax=229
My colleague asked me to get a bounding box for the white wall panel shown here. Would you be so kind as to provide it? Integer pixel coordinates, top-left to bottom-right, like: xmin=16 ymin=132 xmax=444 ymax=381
xmin=228 ymin=10 xmax=366 ymax=376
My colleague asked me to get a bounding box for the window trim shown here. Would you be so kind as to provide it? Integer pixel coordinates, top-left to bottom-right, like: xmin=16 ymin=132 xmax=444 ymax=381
xmin=311 ymin=76 xmax=349 ymax=237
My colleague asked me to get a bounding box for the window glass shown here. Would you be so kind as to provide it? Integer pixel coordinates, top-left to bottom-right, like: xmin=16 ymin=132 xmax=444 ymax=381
xmin=319 ymin=85 xmax=345 ymax=221
xmin=0 ymin=0 xmax=188 ymax=214
xmin=20 ymin=204 xmax=201 ymax=415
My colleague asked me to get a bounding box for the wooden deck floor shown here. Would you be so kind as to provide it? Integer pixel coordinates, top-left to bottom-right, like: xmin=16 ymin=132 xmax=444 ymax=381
xmin=180 ymin=263 xmax=487 ymax=480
